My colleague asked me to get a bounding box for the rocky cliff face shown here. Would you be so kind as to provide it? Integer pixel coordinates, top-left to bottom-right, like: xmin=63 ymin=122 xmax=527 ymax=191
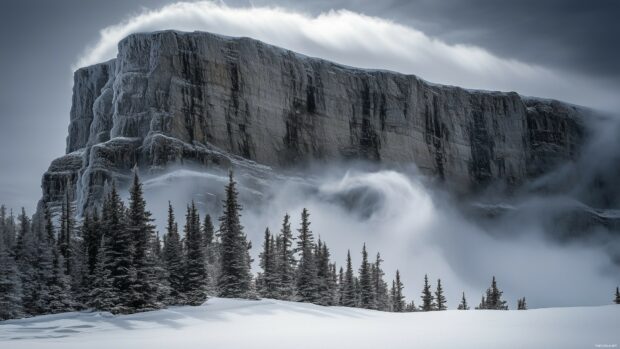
xmin=40 ymin=30 xmax=587 ymax=214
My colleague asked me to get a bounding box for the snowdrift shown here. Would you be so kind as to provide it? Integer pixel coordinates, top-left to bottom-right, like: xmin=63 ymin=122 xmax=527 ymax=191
xmin=0 ymin=298 xmax=618 ymax=349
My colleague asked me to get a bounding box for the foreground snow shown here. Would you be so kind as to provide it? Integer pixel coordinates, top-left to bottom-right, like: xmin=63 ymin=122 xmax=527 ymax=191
xmin=0 ymin=298 xmax=618 ymax=349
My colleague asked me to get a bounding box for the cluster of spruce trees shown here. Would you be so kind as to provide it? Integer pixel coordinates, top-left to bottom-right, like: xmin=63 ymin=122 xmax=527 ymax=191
xmin=3 ymin=170 xmax=618 ymax=321
xmin=0 ymin=170 xmax=252 ymax=319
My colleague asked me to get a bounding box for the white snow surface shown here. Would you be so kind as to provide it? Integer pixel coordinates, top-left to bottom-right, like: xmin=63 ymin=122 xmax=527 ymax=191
xmin=1 ymin=298 xmax=618 ymax=349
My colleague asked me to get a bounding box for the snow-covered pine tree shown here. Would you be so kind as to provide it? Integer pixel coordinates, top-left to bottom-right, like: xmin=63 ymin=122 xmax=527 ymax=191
xmin=517 ymin=297 xmax=527 ymax=310
xmin=14 ymin=207 xmax=41 ymax=316
xmin=126 ymin=171 xmax=162 ymax=311
xmin=151 ymin=232 xmax=170 ymax=306
xmin=0 ymin=236 xmax=23 ymax=320
xmin=82 ymin=210 xmax=101 ymax=277
xmin=47 ymin=242 xmax=75 ymax=313
xmin=316 ymin=239 xmax=334 ymax=305
xmin=101 ymin=183 xmax=134 ymax=314
xmin=338 ymin=266 xmax=345 ymax=305
xmin=358 ymin=243 xmax=375 ymax=309
xmin=163 ymin=202 xmax=185 ymax=305
xmin=371 ymin=253 xmax=390 ymax=311
xmin=295 ymin=208 xmax=318 ymax=303
xmin=392 ymin=270 xmax=405 ymax=312
xmin=87 ymin=237 xmax=115 ymax=311
xmin=258 ymin=228 xmax=279 ymax=298
xmin=434 ymin=279 xmax=447 ymax=310
xmin=476 ymin=296 xmax=486 ymax=310
xmin=37 ymin=204 xmax=74 ymax=314
xmin=2 ymin=208 xmax=16 ymax=250
xmin=57 ymin=193 xmax=74 ymax=277
xmin=405 ymin=300 xmax=417 ymax=312
xmin=329 ymin=263 xmax=338 ymax=305
xmin=276 ymin=213 xmax=296 ymax=300
xmin=202 ymin=213 xmax=219 ymax=294
xmin=32 ymin=212 xmax=54 ymax=315
xmin=341 ymin=250 xmax=356 ymax=307
xmin=0 ymin=205 xmax=6 ymax=244
xmin=354 ymin=277 xmax=361 ymax=307
xmin=615 ymin=287 xmax=620 ymax=304
xmin=14 ymin=207 xmax=30 ymax=259
xmin=202 ymin=214 xmax=214 ymax=253
xmin=217 ymin=171 xmax=252 ymax=298
xmin=483 ymin=276 xmax=508 ymax=310
xmin=390 ymin=280 xmax=396 ymax=311
xmin=183 ymin=202 xmax=208 ymax=305
xmin=42 ymin=205 xmax=55 ymax=244
xmin=420 ymin=274 xmax=434 ymax=311
xmin=457 ymin=292 xmax=469 ymax=310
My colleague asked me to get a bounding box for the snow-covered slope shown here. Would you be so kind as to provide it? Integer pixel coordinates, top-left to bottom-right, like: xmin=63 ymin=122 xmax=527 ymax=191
xmin=1 ymin=298 xmax=618 ymax=349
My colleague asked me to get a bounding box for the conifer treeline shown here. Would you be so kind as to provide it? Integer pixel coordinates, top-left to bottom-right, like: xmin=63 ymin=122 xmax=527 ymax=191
xmin=1 ymin=170 xmax=573 ymax=321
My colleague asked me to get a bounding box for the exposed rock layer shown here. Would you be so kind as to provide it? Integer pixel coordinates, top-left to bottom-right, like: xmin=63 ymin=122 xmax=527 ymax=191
xmin=41 ymin=31 xmax=587 ymax=213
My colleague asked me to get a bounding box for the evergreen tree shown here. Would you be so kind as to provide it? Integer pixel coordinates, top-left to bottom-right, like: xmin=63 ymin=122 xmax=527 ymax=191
xmin=354 ymin=276 xmax=361 ymax=307
xmin=457 ymin=292 xmax=469 ymax=310
xmin=47 ymin=245 xmax=75 ymax=313
xmin=358 ymin=243 xmax=375 ymax=309
xmin=162 ymin=202 xmax=185 ymax=305
xmin=58 ymin=193 xmax=74 ymax=277
xmin=15 ymin=207 xmax=30 ymax=259
xmin=482 ymin=276 xmax=508 ymax=310
xmin=258 ymin=228 xmax=279 ymax=298
xmin=390 ymin=280 xmax=396 ymax=311
xmin=341 ymin=250 xmax=356 ymax=307
xmin=2 ymin=208 xmax=16 ymax=250
xmin=82 ymin=210 xmax=101 ymax=276
xmin=0 ymin=205 xmax=6 ymax=245
xmin=151 ymin=232 xmax=170 ymax=306
xmin=420 ymin=274 xmax=434 ymax=311
xmin=316 ymin=239 xmax=335 ymax=305
xmin=0 ymin=238 xmax=23 ymax=320
xmin=517 ymin=297 xmax=528 ymax=310
xmin=202 ymin=214 xmax=215 ymax=252
xmin=329 ymin=263 xmax=338 ymax=305
xmin=276 ymin=213 xmax=296 ymax=300
xmin=434 ymin=279 xmax=447 ymax=310
xmin=126 ymin=172 xmax=162 ymax=311
xmin=101 ymin=183 xmax=134 ymax=314
xmin=217 ymin=171 xmax=252 ymax=298
xmin=43 ymin=204 xmax=55 ymax=244
xmin=32 ymin=213 xmax=54 ymax=315
xmin=295 ymin=208 xmax=318 ymax=303
xmin=372 ymin=253 xmax=390 ymax=311
xmin=615 ymin=287 xmax=620 ymax=305
xmin=15 ymin=207 xmax=41 ymax=315
xmin=476 ymin=296 xmax=486 ymax=310
xmin=391 ymin=270 xmax=405 ymax=312
xmin=184 ymin=202 xmax=208 ymax=305
xmin=202 ymin=213 xmax=219 ymax=293
xmin=405 ymin=300 xmax=417 ymax=312
xmin=338 ymin=266 xmax=345 ymax=305
xmin=87 ymin=237 xmax=115 ymax=311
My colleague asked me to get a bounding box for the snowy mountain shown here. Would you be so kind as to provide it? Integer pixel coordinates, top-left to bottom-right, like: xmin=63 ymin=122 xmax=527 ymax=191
xmin=40 ymin=30 xmax=588 ymax=216
xmin=1 ymin=298 xmax=618 ymax=349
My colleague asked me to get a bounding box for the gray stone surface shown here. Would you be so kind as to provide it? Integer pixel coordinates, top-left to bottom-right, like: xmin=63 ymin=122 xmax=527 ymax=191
xmin=39 ymin=30 xmax=588 ymax=214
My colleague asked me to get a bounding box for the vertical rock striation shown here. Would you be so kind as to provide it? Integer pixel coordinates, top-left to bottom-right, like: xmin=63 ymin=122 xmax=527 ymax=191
xmin=40 ymin=30 xmax=587 ymax=214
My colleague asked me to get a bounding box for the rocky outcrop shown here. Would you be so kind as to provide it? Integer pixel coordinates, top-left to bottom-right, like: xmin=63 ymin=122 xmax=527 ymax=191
xmin=40 ymin=30 xmax=588 ymax=214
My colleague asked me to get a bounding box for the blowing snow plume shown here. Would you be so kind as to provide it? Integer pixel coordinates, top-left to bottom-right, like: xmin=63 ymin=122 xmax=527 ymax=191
xmin=139 ymin=146 xmax=619 ymax=310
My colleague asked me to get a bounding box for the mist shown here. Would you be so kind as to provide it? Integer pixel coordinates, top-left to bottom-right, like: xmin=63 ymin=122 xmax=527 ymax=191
xmin=132 ymin=112 xmax=620 ymax=309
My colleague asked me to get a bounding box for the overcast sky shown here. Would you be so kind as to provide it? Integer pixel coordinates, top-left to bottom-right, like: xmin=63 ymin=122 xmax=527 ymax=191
xmin=1 ymin=0 xmax=618 ymax=212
